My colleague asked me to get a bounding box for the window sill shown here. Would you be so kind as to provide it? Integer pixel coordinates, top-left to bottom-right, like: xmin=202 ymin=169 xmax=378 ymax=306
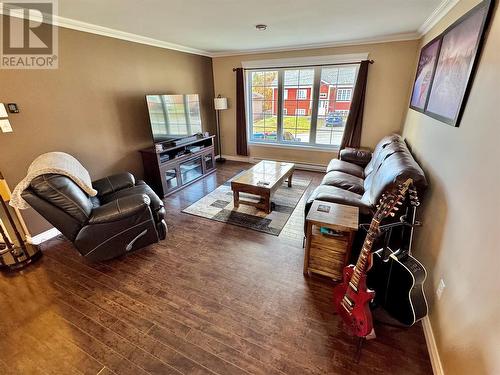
xmin=248 ymin=141 xmax=339 ymax=153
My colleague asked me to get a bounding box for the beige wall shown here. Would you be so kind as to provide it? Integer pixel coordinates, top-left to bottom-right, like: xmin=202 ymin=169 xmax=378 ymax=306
xmin=0 ymin=21 xmax=215 ymax=236
xmin=402 ymin=1 xmax=500 ymax=374
xmin=212 ymin=40 xmax=420 ymax=165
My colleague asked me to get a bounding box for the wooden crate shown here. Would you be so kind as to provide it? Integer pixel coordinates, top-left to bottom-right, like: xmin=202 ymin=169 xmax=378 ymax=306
xmin=309 ymin=226 xmax=348 ymax=280
xmin=304 ymin=201 xmax=358 ymax=281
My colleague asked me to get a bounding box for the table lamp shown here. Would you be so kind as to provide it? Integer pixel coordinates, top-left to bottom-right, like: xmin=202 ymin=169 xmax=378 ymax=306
xmin=214 ymin=95 xmax=228 ymax=163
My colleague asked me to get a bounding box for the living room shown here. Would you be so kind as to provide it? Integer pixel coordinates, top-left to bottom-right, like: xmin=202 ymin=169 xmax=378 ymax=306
xmin=0 ymin=1 xmax=498 ymax=374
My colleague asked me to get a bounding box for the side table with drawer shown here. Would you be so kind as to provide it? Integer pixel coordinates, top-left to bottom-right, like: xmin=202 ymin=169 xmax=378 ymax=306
xmin=303 ymin=201 xmax=359 ymax=280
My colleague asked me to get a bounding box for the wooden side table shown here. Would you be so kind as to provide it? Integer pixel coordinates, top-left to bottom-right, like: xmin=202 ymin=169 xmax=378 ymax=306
xmin=304 ymin=201 xmax=359 ymax=280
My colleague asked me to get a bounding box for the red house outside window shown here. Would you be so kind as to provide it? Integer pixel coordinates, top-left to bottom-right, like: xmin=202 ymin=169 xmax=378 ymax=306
xmin=272 ymin=73 xmax=354 ymax=117
xmin=248 ymin=65 xmax=358 ymax=147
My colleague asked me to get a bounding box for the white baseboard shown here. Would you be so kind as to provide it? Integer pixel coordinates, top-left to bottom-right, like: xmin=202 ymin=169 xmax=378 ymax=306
xmin=26 ymin=228 xmax=61 ymax=245
xmin=221 ymin=154 xmax=326 ymax=172
xmin=422 ymin=316 xmax=444 ymax=375
xmin=249 ymin=157 xmax=326 ymax=172
xmin=220 ymin=154 xmax=251 ymax=163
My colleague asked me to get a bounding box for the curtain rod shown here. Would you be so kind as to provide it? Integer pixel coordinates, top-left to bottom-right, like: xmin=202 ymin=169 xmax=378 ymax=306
xmin=232 ymin=59 xmax=374 ymax=72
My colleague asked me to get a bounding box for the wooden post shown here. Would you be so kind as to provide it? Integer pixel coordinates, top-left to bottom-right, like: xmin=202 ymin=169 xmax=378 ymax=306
xmin=233 ymin=190 xmax=239 ymax=209
xmin=303 ymin=221 xmax=312 ymax=275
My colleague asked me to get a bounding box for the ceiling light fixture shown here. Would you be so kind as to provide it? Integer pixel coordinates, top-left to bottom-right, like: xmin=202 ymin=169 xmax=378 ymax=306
xmin=255 ymin=24 xmax=267 ymax=31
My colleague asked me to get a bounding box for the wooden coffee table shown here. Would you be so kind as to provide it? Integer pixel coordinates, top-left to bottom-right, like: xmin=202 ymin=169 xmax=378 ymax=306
xmin=231 ymin=160 xmax=295 ymax=214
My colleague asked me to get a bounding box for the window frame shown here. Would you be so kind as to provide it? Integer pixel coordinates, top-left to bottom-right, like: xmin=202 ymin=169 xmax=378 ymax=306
xmin=336 ymin=88 xmax=353 ymax=102
xmin=296 ymin=89 xmax=307 ymax=100
xmin=246 ymin=63 xmax=359 ymax=150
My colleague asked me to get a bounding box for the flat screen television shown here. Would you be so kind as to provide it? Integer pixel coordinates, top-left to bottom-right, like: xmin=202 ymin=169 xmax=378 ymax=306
xmin=145 ymin=94 xmax=202 ymax=143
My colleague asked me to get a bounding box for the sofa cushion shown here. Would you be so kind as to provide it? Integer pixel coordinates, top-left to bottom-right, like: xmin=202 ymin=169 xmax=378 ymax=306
xmin=364 ymin=134 xmax=404 ymax=175
xmin=364 ymin=141 xmax=408 ymax=178
xmin=322 ymin=171 xmax=365 ymax=195
xmin=362 ymin=149 xmax=428 ymax=206
xmin=326 ymin=159 xmax=364 ymax=178
xmin=363 ymin=142 xmax=409 ymax=192
xmin=306 ymin=185 xmax=372 ymax=216
xmin=338 ymin=148 xmax=372 ymax=167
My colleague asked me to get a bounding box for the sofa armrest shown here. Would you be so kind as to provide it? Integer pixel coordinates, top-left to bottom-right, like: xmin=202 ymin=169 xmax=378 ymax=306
xmin=92 ymin=172 xmax=136 ymax=197
xmin=90 ymin=194 xmax=150 ymax=224
xmin=339 ymin=147 xmax=372 ymax=167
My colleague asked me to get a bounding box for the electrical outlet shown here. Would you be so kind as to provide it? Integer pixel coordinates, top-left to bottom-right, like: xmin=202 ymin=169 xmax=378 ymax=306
xmin=436 ymin=279 xmax=446 ymax=300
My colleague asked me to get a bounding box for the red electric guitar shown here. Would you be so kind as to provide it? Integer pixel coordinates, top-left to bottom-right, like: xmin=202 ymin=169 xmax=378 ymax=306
xmin=333 ymin=178 xmax=412 ymax=337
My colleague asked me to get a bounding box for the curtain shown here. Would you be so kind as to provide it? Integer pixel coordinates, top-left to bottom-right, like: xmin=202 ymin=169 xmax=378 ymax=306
xmin=235 ymin=68 xmax=248 ymax=156
xmin=339 ymin=60 xmax=370 ymax=151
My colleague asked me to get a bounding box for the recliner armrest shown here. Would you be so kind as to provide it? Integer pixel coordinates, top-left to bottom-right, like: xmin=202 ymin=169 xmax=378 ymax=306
xmin=90 ymin=194 xmax=150 ymax=224
xmin=339 ymin=147 xmax=372 ymax=167
xmin=92 ymin=172 xmax=136 ymax=197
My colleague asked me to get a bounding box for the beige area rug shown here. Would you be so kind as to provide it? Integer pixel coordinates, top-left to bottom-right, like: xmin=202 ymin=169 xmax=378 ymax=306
xmin=182 ymin=172 xmax=311 ymax=236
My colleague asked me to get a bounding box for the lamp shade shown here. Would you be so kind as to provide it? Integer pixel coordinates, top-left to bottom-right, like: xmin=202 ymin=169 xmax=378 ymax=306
xmin=214 ymin=97 xmax=228 ymax=110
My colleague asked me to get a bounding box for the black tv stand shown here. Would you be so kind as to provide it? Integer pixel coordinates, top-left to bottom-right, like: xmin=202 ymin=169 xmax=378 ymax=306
xmin=140 ymin=135 xmax=216 ymax=197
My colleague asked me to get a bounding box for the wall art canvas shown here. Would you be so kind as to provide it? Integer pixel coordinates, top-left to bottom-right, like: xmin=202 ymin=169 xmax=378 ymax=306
xmin=410 ymin=37 xmax=442 ymax=111
xmin=425 ymin=1 xmax=491 ymax=126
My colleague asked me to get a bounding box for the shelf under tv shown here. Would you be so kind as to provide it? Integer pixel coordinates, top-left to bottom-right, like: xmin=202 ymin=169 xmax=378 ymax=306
xmin=140 ymin=135 xmax=216 ymax=197
xmin=158 ymin=134 xmax=200 ymax=148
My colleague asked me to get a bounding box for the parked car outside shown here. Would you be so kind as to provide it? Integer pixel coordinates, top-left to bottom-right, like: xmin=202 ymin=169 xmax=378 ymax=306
xmin=253 ymin=131 xmax=277 ymax=141
xmin=325 ymin=112 xmax=344 ymax=127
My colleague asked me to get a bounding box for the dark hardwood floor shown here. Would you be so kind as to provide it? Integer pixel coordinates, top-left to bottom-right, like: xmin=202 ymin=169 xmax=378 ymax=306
xmin=0 ymin=161 xmax=432 ymax=374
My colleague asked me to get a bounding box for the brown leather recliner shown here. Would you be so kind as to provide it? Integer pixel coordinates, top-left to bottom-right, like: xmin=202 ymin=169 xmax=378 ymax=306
xmin=22 ymin=172 xmax=167 ymax=261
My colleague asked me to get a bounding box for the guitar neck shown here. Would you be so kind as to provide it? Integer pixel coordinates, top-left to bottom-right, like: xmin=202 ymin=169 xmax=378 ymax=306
xmin=350 ymin=219 xmax=379 ymax=289
xmin=347 ymin=178 xmax=412 ymax=291
xmin=406 ymin=204 xmax=418 ymax=255
xmin=397 ymin=200 xmax=418 ymax=256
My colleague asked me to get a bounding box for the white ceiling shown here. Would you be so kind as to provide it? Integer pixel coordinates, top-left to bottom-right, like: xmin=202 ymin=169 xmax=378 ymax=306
xmin=54 ymin=0 xmax=452 ymax=56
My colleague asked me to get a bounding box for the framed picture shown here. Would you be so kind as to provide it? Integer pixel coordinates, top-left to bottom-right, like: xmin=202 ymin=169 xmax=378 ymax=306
xmin=410 ymin=36 xmax=442 ymax=112
xmin=409 ymin=0 xmax=493 ymax=127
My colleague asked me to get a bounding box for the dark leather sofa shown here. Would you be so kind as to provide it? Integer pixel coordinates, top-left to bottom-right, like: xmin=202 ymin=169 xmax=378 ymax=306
xmin=22 ymin=172 xmax=167 ymax=261
xmin=305 ymin=134 xmax=427 ymax=223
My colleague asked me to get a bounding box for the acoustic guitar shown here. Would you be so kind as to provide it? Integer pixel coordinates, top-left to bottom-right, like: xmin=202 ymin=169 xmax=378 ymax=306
xmin=333 ymin=178 xmax=412 ymax=337
xmin=369 ymin=186 xmax=428 ymax=326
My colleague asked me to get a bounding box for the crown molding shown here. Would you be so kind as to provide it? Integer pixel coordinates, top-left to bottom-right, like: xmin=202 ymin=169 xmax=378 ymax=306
xmin=212 ymin=0 xmax=461 ymax=58
xmin=418 ymin=0 xmax=461 ymax=35
xmin=210 ymin=32 xmax=420 ymax=58
xmin=1 ymin=0 xmax=459 ymax=59
xmin=0 ymin=5 xmax=213 ymax=57
xmin=54 ymin=16 xmax=213 ymax=57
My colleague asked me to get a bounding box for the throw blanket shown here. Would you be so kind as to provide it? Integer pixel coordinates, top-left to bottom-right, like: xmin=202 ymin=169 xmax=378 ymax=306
xmin=10 ymin=152 xmax=97 ymax=209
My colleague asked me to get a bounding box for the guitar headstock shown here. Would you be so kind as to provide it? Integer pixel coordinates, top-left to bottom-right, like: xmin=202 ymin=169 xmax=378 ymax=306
xmin=375 ymin=178 xmax=413 ymax=222
xmin=409 ymin=186 xmax=420 ymax=206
